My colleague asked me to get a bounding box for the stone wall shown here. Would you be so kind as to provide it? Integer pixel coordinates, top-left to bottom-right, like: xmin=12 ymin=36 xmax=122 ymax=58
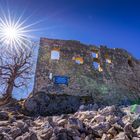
xmin=34 ymin=37 xmax=140 ymax=104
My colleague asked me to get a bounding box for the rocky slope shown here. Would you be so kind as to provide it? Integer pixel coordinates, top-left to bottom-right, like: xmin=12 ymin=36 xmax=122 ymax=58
xmin=0 ymin=101 xmax=140 ymax=140
xmin=24 ymin=92 xmax=82 ymax=116
xmin=23 ymin=92 xmax=134 ymax=116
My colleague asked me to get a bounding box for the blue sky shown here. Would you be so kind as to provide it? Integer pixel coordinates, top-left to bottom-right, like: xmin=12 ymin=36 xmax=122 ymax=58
xmin=0 ymin=0 xmax=140 ymax=58
xmin=0 ymin=0 xmax=140 ymax=99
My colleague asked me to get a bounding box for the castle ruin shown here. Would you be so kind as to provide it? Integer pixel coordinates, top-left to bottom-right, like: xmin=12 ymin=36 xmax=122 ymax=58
xmin=34 ymin=38 xmax=140 ymax=104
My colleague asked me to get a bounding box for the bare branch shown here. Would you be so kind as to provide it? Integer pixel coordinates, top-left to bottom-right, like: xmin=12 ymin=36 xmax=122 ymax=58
xmin=0 ymin=41 xmax=35 ymax=98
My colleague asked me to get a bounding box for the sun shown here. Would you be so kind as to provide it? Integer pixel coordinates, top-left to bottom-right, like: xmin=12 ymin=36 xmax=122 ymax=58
xmin=0 ymin=12 xmax=35 ymax=53
xmin=3 ymin=26 xmax=18 ymax=41
xmin=1 ymin=25 xmax=20 ymax=47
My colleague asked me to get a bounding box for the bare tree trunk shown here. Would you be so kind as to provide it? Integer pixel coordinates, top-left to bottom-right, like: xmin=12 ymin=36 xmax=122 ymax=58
xmin=0 ymin=43 xmax=34 ymax=106
xmin=0 ymin=80 xmax=14 ymax=106
xmin=0 ymin=95 xmax=12 ymax=106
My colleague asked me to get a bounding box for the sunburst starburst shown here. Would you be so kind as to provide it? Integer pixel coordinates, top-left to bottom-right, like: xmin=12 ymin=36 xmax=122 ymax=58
xmin=0 ymin=12 xmax=35 ymax=53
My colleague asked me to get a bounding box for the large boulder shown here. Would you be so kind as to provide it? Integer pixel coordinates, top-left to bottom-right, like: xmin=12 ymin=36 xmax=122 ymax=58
xmin=24 ymin=92 xmax=81 ymax=116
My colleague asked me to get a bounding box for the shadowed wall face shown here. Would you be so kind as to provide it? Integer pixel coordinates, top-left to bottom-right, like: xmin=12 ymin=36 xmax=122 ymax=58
xmin=34 ymin=38 xmax=140 ymax=104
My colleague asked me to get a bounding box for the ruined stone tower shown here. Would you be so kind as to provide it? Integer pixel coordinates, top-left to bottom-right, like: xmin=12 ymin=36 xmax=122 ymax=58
xmin=34 ymin=37 xmax=140 ymax=104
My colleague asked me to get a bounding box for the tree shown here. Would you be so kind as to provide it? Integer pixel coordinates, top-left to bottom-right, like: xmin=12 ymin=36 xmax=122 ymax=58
xmin=0 ymin=44 xmax=34 ymax=105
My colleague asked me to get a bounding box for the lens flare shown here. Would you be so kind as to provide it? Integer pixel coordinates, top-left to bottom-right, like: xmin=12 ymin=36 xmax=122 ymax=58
xmin=0 ymin=11 xmax=35 ymax=53
xmin=3 ymin=26 xmax=18 ymax=40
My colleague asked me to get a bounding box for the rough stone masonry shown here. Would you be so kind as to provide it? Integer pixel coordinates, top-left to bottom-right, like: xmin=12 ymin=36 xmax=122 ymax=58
xmin=33 ymin=37 xmax=140 ymax=104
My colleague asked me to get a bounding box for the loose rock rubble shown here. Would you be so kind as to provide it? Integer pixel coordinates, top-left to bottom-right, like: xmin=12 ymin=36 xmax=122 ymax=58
xmin=0 ymin=104 xmax=140 ymax=140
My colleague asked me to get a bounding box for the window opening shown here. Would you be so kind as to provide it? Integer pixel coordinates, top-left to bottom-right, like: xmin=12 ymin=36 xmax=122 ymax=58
xmin=92 ymin=62 xmax=103 ymax=72
xmin=106 ymin=58 xmax=112 ymax=64
xmin=51 ymin=49 xmax=60 ymax=60
xmin=105 ymin=54 xmax=112 ymax=64
xmin=73 ymin=56 xmax=84 ymax=64
xmin=91 ymin=52 xmax=98 ymax=58
xmin=49 ymin=73 xmax=53 ymax=80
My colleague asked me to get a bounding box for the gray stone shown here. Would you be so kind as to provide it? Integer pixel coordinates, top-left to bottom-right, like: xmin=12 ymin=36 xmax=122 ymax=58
xmin=101 ymin=134 xmax=110 ymax=140
xmin=132 ymin=116 xmax=140 ymax=129
xmin=84 ymin=134 xmax=94 ymax=140
xmin=8 ymin=116 xmax=16 ymax=123
xmin=17 ymin=131 xmax=38 ymax=140
xmin=94 ymin=115 xmax=105 ymax=123
xmin=39 ymin=128 xmax=53 ymax=140
xmin=124 ymin=123 xmax=134 ymax=138
xmin=0 ymin=132 xmax=13 ymax=140
xmin=0 ymin=126 xmax=11 ymax=133
xmin=15 ymin=136 xmax=23 ymax=140
xmin=113 ymin=123 xmax=123 ymax=133
xmin=24 ymin=92 xmax=81 ymax=116
xmin=67 ymin=128 xmax=81 ymax=137
xmin=132 ymin=137 xmax=140 ymax=140
xmin=9 ymin=127 xmax=22 ymax=139
xmin=21 ymin=132 xmax=30 ymax=140
xmin=100 ymin=105 xmax=124 ymax=117
xmin=14 ymin=120 xmax=25 ymax=129
xmin=68 ymin=117 xmax=84 ymax=130
xmin=0 ymin=121 xmax=9 ymax=127
xmin=91 ymin=122 xmax=111 ymax=133
xmin=113 ymin=132 xmax=129 ymax=140
xmin=29 ymin=132 xmax=38 ymax=140
xmin=24 ymin=98 xmax=38 ymax=114
xmin=57 ymin=119 xmax=67 ymax=126
xmin=73 ymin=136 xmax=81 ymax=140
xmin=137 ymin=126 xmax=140 ymax=136
xmin=0 ymin=111 xmax=9 ymax=120
xmin=79 ymin=105 xmax=87 ymax=111
xmin=56 ymin=132 xmax=68 ymax=140
xmin=106 ymin=115 xmax=120 ymax=125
